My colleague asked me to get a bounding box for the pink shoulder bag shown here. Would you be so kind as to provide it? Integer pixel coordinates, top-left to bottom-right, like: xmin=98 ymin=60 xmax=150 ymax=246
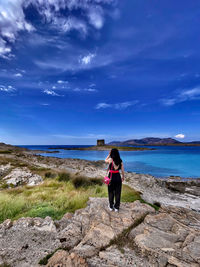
xmin=103 ymin=160 xmax=113 ymax=185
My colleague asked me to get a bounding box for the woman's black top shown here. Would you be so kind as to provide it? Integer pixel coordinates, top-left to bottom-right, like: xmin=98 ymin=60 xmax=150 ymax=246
xmin=108 ymin=160 xmax=122 ymax=184
xmin=109 ymin=159 xmax=122 ymax=170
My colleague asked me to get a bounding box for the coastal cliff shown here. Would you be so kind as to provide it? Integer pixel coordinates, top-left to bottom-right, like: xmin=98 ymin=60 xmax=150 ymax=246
xmin=0 ymin=147 xmax=200 ymax=266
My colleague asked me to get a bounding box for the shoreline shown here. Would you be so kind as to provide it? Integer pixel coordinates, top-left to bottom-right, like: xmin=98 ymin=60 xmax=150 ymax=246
xmin=30 ymin=150 xmax=200 ymax=180
xmin=1 ymin=150 xmax=200 ymax=212
xmin=47 ymin=145 xmax=154 ymax=151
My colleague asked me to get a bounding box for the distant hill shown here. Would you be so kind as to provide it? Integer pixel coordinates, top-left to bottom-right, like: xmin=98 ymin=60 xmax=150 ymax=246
xmin=187 ymin=141 xmax=200 ymax=144
xmin=108 ymin=137 xmax=183 ymax=146
xmin=0 ymin=142 xmax=27 ymax=152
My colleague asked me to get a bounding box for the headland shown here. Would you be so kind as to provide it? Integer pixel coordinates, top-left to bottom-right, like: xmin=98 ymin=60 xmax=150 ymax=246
xmin=0 ymin=142 xmax=200 ymax=266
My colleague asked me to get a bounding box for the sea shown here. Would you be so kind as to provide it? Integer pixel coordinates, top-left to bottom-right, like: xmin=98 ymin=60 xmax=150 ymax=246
xmin=20 ymin=145 xmax=200 ymax=179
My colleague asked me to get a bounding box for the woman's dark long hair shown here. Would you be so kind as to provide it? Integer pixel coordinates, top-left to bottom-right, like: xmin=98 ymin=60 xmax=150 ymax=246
xmin=110 ymin=148 xmax=122 ymax=166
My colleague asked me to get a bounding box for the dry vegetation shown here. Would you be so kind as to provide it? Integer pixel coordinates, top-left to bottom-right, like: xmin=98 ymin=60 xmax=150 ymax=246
xmin=0 ymin=166 xmax=143 ymax=223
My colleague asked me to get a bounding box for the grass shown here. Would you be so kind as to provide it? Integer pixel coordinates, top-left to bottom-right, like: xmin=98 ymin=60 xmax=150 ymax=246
xmin=0 ymin=175 xmax=144 ymax=223
xmin=140 ymin=199 xmax=160 ymax=211
xmin=100 ymin=213 xmax=148 ymax=253
xmin=38 ymin=248 xmax=60 ymax=265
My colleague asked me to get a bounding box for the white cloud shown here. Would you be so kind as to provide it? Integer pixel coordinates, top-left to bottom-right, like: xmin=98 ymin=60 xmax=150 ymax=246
xmin=73 ymin=87 xmax=97 ymax=93
xmin=80 ymin=53 xmax=96 ymax=65
xmin=0 ymin=85 xmax=16 ymax=92
xmin=0 ymin=0 xmax=34 ymax=58
xmin=52 ymin=16 xmax=88 ymax=36
xmin=73 ymin=88 xmax=81 ymax=92
xmin=35 ymin=51 xmax=113 ymax=72
xmin=90 ymin=83 xmax=96 ymax=87
xmin=87 ymin=6 xmax=104 ymax=29
xmin=175 ymin=134 xmax=185 ymax=139
xmin=84 ymin=88 xmax=97 ymax=92
xmin=40 ymin=103 xmax=50 ymax=106
xmin=180 ymin=87 xmax=200 ymax=98
xmin=57 ymin=80 xmax=68 ymax=84
xmin=161 ymin=86 xmax=200 ymax=106
xmin=43 ymin=89 xmax=60 ymax=96
xmin=95 ymin=101 xmax=138 ymax=110
xmin=14 ymin=73 xmax=22 ymax=77
xmin=0 ymin=0 xmax=116 ymax=58
xmin=96 ymin=103 xmax=111 ymax=109
xmin=161 ymin=98 xmax=176 ymax=106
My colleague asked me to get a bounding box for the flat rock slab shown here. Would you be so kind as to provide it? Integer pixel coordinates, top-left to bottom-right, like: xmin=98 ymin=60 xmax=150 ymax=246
xmin=0 ymin=216 xmax=61 ymax=267
xmin=88 ymin=245 xmax=150 ymax=267
xmin=0 ymin=198 xmax=155 ymax=267
xmin=2 ymin=197 xmax=199 ymax=267
xmin=73 ymin=199 xmax=155 ymax=257
xmin=129 ymin=207 xmax=200 ymax=266
xmin=3 ymin=167 xmax=43 ymax=186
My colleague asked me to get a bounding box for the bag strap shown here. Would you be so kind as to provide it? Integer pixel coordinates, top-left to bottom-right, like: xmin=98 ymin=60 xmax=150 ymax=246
xmin=110 ymin=160 xmax=114 ymax=180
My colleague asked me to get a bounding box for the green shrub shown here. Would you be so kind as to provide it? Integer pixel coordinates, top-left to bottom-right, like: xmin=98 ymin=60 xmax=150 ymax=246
xmin=38 ymin=248 xmax=65 ymax=265
xmin=45 ymin=172 xmax=56 ymax=179
xmin=0 ymin=263 xmax=11 ymax=267
xmin=38 ymin=251 xmax=54 ymax=265
xmin=72 ymin=176 xmax=90 ymax=188
xmin=20 ymin=204 xmax=61 ymax=219
xmin=0 ymin=150 xmax=12 ymax=154
xmin=0 ymin=183 xmax=9 ymax=189
xmin=153 ymin=201 xmax=161 ymax=208
xmin=57 ymin=172 xmax=71 ymax=182
xmin=72 ymin=176 xmax=103 ymax=189
xmin=90 ymin=177 xmax=103 ymax=186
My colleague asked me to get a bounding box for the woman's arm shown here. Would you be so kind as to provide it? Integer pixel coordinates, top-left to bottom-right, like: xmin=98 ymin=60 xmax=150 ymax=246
xmin=105 ymin=151 xmax=112 ymax=163
xmin=121 ymin=163 xmax=125 ymax=182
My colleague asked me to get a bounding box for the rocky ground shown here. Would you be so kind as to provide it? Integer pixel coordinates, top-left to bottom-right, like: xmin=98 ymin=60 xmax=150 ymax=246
xmin=0 ymin=149 xmax=200 ymax=266
xmin=0 ymin=198 xmax=199 ymax=267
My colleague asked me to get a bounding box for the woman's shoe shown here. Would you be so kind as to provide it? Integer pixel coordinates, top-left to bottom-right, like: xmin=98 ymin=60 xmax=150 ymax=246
xmin=108 ymin=205 xmax=113 ymax=211
xmin=114 ymin=208 xmax=119 ymax=212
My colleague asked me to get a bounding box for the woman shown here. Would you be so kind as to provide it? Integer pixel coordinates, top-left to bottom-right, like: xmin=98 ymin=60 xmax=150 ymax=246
xmin=105 ymin=148 xmax=125 ymax=212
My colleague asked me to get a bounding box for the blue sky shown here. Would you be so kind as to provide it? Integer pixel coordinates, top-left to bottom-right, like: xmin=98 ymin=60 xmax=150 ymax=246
xmin=0 ymin=0 xmax=200 ymax=145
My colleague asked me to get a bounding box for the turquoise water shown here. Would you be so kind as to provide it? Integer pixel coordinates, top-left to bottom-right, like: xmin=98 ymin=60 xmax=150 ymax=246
xmin=21 ymin=145 xmax=200 ymax=178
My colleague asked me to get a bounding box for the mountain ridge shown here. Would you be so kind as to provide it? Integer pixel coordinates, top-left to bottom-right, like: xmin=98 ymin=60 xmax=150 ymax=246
xmin=108 ymin=137 xmax=200 ymax=145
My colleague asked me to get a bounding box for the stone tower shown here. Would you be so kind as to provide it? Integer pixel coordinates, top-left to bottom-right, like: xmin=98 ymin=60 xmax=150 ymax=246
xmin=97 ymin=139 xmax=105 ymax=146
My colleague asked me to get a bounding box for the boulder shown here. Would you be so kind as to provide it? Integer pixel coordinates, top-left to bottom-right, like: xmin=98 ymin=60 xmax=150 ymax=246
xmin=3 ymin=167 xmax=43 ymax=186
xmin=46 ymin=250 xmax=88 ymax=267
xmin=124 ymin=173 xmax=200 ymax=212
xmin=0 ymin=164 xmax=11 ymax=178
